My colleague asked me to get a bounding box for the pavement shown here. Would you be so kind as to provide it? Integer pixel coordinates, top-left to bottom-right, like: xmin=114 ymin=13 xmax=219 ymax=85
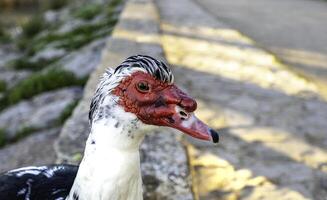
xmin=155 ymin=0 xmax=327 ymax=199
xmin=193 ymin=0 xmax=327 ymax=99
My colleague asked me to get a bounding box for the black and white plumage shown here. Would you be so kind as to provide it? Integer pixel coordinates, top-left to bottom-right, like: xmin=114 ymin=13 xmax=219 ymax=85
xmin=0 ymin=165 xmax=77 ymax=200
xmin=0 ymin=55 xmax=218 ymax=200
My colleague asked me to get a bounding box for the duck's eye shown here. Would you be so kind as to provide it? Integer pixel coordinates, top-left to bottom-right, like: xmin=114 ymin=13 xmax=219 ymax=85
xmin=136 ymin=82 xmax=150 ymax=93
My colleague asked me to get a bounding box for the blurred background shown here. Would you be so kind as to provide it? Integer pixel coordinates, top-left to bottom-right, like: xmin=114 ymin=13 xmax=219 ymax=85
xmin=0 ymin=0 xmax=122 ymax=169
xmin=0 ymin=0 xmax=327 ymax=199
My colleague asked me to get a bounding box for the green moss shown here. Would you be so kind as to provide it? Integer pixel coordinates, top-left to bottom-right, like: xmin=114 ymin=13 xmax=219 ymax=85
xmin=22 ymin=16 xmax=46 ymax=38
xmin=0 ymin=80 xmax=7 ymax=92
xmin=61 ymin=19 xmax=117 ymax=50
xmin=0 ymin=35 xmax=11 ymax=43
xmin=109 ymin=0 xmax=123 ymax=7
xmin=72 ymin=153 xmax=83 ymax=162
xmin=16 ymin=37 xmax=29 ymax=50
xmin=0 ymin=127 xmax=40 ymax=147
xmin=9 ymin=57 xmax=58 ymax=71
xmin=16 ymin=0 xmax=122 ymax=55
xmin=0 ymin=34 xmax=11 ymax=43
xmin=105 ymin=0 xmax=123 ymax=16
xmin=0 ymin=128 xmax=6 ymax=147
xmin=0 ymin=69 xmax=86 ymax=111
xmin=10 ymin=58 xmax=40 ymax=71
xmin=0 ymin=24 xmax=5 ymax=37
xmin=74 ymin=4 xmax=103 ymax=20
xmin=28 ymin=19 xmax=115 ymax=52
xmin=0 ymin=23 xmax=11 ymax=43
xmin=47 ymin=0 xmax=68 ymax=10
xmin=7 ymin=69 xmax=81 ymax=105
xmin=15 ymin=0 xmax=122 ymax=55
xmin=13 ymin=127 xmax=38 ymax=142
xmin=0 ymin=127 xmax=41 ymax=147
xmin=56 ymin=100 xmax=79 ymax=125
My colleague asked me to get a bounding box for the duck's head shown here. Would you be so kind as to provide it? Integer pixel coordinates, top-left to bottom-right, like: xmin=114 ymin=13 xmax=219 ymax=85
xmin=89 ymin=55 xmax=219 ymax=146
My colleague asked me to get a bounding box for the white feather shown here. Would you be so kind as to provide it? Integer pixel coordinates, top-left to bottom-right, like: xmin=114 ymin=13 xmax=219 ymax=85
xmin=67 ymin=97 xmax=145 ymax=200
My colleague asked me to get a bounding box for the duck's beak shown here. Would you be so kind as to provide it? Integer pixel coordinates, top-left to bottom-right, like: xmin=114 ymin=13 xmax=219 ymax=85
xmin=158 ymin=85 xmax=219 ymax=143
xmin=163 ymin=106 xmax=219 ymax=143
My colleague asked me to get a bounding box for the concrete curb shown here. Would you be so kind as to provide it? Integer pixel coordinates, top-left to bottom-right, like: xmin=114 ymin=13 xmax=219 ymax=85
xmin=54 ymin=0 xmax=194 ymax=199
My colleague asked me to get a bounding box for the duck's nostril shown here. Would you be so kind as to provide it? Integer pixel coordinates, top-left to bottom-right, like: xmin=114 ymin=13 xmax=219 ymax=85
xmin=179 ymin=111 xmax=188 ymax=117
xmin=176 ymin=106 xmax=190 ymax=120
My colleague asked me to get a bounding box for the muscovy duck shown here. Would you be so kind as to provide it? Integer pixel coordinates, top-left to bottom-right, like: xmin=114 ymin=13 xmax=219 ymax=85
xmin=0 ymin=55 xmax=219 ymax=200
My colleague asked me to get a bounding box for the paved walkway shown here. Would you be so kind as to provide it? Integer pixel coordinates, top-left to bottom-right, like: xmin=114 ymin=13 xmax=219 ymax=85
xmin=155 ymin=0 xmax=327 ymax=199
xmin=194 ymin=0 xmax=327 ymax=99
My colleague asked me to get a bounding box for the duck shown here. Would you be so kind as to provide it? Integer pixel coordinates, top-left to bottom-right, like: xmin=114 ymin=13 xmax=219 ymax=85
xmin=0 ymin=55 xmax=219 ymax=200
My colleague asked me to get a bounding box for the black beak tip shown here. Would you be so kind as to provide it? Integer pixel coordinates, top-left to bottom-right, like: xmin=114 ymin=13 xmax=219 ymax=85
xmin=209 ymin=128 xmax=219 ymax=143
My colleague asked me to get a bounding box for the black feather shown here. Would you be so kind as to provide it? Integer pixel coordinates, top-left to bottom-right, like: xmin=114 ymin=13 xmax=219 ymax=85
xmin=0 ymin=165 xmax=78 ymax=200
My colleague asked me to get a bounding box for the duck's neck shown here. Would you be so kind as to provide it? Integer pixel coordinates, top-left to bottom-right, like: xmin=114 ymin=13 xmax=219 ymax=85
xmin=67 ymin=107 xmax=145 ymax=200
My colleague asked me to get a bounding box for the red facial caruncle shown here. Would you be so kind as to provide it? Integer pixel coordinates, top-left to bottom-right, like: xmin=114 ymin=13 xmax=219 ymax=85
xmin=112 ymin=71 xmax=219 ymax=143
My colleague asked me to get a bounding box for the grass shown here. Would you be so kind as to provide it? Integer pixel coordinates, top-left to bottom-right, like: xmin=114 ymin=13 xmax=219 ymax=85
xmin=0 ymin=128 xmax=6 ymax=147
xmin=0 ymin=80 xmax=7 ymax=92
xmin=9 ymin=57 xmax=58 ymax=71
xmin=12 ymin=127 xmax=38 ymax=142
xmin=0 ymin=126 xmax=39 ymax=147
xmin=16 ymin=0 xmax=122 ymax=56
xmin=16 ymin=16 xmax=46 ymax=54
xmin=23 ymin=19 xmax=116 ymax=55
xmin=0 ymin=23 xmax=11 ymax=43
xmin=56 ymin=25 xmax=108 ymax=50
xmin=0 ymin=24 xmax=5 ymax=37
xmin=22 ymin=16 xmax=46 ymax=38
xmin=74 ymin=4 xmax=103 ymax=20
xmin=21 ymin=19 xmax=115 ymax=55
xmin=47 ymin=0 xmax=68 ymax=10
xmin=109 ymin=0 xmax=123 ymax=8
xmin=56 ymin=100 xmax=79 ymax=125
xmin=0 ymin=68 xmax=86 ymax=111
xmin=0 ymin=34 xmax=11 ymax=43
xmin=16 ymin=37 xmax=31 ymax=51
xmin=58 ymin=21 xmax=116 ymax=50
xmin=72 ymin=153 xmax=83 ymax=162
xmin=104 ymin=0 xmax=124 ymax=18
